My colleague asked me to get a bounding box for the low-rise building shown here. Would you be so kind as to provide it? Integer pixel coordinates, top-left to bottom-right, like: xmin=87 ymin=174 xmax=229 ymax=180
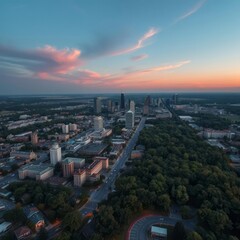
xmin=0 ymin=222 xmax=12 ymax=234
xmin=14 ymin=226 xmax=32 ymax=240
xmin=10 ymin=151 xmax=37 ymax=161
xmin=203 ymin=129 xmax=234 ymax=139
xmin=18 ymin=164 xmax=54 ymax=181
xmin=131 ymin=150 xmax=143 ymax=159
xmin=150 ymin=226 xmax=167 ymax=239
xmin=23 ymin=206 xmax=45 ymax=232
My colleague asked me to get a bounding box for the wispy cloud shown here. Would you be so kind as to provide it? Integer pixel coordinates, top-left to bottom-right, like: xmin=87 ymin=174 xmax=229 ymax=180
xmin=175 ymin=0 xmax=207 ymax=23
xmin=111 ymin=28 xmax=159 ymax=56
xmin=131 ymin=54 xmax=148 ymax=61
xmin=139 ymin=60 xmax=191 ymax=73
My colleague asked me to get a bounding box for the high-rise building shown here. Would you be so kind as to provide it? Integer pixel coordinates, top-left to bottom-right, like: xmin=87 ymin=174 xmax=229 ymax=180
xmin=50 ymin=143 xmax=62 ymax=165
xmin=107 ymin=100 xmax=113 ymax=113
xmin=62 ymin=158 xmax=74 ymax=178
xmin=94 ymin=97 xmax=102 ymax=114
xmin=94 ymin=116 xmax=104 ymax=131
xmin=62 ymin=124 xmax=69 ymax=134
xmin=172 ymin=93 xmax=178 ymax=105
xmin=120 ymin=93 xmax=125 ymax=110
xmin=74 ymin=169 xmax=87 ymax=187
xmin=31 ymin=131 xmax=38 ymax=145
xmin=129 ymin=100 xmax=135 ymax=113
xmin=125 ymin=110 xmax=134 ymax=129
xmin=143 ymin=95 xmax=151 ymax=115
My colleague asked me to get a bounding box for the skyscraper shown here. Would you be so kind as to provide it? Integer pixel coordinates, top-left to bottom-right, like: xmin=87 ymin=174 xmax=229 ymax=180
xmin=94 ymin=116 xmax=104 ymax=131
xmin=50 ymin=143 xmax=62 ymax=165
xmin=94 ymin=97 xmax=102 ymax=114
xmin=125 ymin=110 xmax=134 ymax=129
xmin=129 ymin=100 xmax=135 ymax=113
xmin=120 ymin=93 xmax=125 ymax=111
xmin=107 ymin=100 xmax=113 ymax=113
xmin=143 ymin=95 xmax=151 ymax=115
xmin=172 ymin=93 xmax=178 ymax=105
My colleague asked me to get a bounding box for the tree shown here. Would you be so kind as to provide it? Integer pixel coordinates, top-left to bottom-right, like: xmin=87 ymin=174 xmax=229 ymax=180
xmin=37 ymin=227 xmax=48 ymax=240
xmin=62 ymin=210 xmax=82 ymax=232
xmin=187 ymin=231 xmax=203 ymax=240
xmin=95 ymin=205 xmax=119 ymax=236
xmin=55 ymin=231 xmax=71 ymax=240
xmin=157 ymin=194 xmax=171 ymax=212
xmin=172 ymin=221 xmax=187 ymax=240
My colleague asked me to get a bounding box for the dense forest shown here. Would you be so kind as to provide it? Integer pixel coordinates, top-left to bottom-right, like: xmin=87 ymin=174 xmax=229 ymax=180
xmin=94 ymin=118 xmax=240 ymax=240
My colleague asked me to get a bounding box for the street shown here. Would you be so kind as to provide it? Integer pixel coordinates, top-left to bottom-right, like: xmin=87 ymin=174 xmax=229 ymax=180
xmin=80 ymin=117 xmax=146 ymax=215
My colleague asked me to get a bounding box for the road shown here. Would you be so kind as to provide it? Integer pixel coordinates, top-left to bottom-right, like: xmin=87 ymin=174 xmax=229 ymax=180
xmin=127 ymin=214 xmax=196 ymax=240
xmin=80 ymin=117 xmax=146 ymax=215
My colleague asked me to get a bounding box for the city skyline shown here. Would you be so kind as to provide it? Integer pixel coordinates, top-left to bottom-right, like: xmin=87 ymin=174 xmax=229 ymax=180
xmin=0 ymin=0 xmax=240 ymax=94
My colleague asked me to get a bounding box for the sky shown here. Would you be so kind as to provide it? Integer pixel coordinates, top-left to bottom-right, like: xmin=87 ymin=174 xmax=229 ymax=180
xmin=0 ymin=0 xmax=240 ymax=94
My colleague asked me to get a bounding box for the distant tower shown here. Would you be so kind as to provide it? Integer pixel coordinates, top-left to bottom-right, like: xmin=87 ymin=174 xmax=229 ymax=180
xmin=94 ymin=116 xmax=104 ymax=131
xmin=107 ymin=100 xmax=113 ymax=113
xmin=62 ymin=124 xmax=69 ymax=134
xmin=129 ymin=100 xmax=135 ymax=113
xmin=50 ymin=143 xmax=62 ymax=165
xmin=94 ymin=97 xmax=102 ymax=114
xmin=120 ymin=93 xmax=125 ymax=111
xmin=172 ymin=94 xmax=178 ymax=105
xmin=125 ymin=110 xmax=134 ymax=129
xmin=143 ymin=95 xmax=151 ymax=115
xmin=31 ymin=131 xmax=38 ymax=145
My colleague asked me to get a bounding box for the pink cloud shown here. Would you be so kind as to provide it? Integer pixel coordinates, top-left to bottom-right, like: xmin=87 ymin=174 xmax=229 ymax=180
xmin=131 ymin=54 xmax=148 ymax=61
xmin=175 ymin=0 xmax=207 ymax=23
xmin=111 ymin=28 xmax=158 ymax=56
xmin=36 ymin=45 xmax=82 ymax=75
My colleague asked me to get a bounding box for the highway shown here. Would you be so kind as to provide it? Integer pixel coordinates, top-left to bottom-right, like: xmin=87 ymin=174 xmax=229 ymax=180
xmin=80 ymin=117 xmax=146 ymax=215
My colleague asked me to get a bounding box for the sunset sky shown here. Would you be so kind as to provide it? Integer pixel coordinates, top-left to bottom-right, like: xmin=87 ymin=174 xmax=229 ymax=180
xmin=0 ymin=0 xmax=240 ymax=94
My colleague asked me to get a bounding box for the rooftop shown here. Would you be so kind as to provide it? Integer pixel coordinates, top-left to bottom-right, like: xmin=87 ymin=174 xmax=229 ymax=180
xmin=19 ymin=164 xmax=53 ymax=174
xmin=151 ymin=226 xmax=167 ymax=236
xmin=62 ymin=157 xmax=85 ymax=164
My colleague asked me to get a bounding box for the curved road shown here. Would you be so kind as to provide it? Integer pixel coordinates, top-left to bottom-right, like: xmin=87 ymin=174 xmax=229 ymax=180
xmin=127 ymin=214 xmax=196 ymax=240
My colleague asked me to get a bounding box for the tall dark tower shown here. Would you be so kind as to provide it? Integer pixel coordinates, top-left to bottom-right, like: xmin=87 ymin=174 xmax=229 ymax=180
xmin=120 ymin=93 xmax=125 ymax=110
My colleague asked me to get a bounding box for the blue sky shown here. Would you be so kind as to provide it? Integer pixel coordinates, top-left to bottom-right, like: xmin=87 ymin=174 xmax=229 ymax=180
xmin=0 ymin=0 xmax=240 ymax=94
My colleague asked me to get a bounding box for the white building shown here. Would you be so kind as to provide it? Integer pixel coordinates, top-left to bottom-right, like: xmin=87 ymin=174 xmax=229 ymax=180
xmin=129 ymin=100 xmax=135 ymax=113
xmin=50 ymin=143 xmax=62 ymax=165
xmin=125 ymin=110 xmax=134 ymax=129
xmin=94 ymin=116 xmax=104 ymax=131
xmin=62 ymin=124 xmax=69 ymax=134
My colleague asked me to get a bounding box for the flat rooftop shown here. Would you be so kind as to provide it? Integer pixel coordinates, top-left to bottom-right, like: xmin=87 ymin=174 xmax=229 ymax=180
xmin=78 ymin=143 xmax=108 ymax=155
xmin=151 ymin=226 xmax=167 ymax=236
xmin=62 ymin=157 xmax=85 ymax=164
xmin=19 ymin=164 xmax=53 ymax=174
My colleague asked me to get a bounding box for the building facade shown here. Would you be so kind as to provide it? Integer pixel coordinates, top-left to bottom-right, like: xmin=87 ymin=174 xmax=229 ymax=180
xmin=94 ymin=116 xmax=104 ymax=131
xmin=125 ymin=110 xmax=134 ymax=129
xmin=50 ymin=143 xmax=62 ymax=165
xmin=94 ymin=97 xmax=102 ymax=114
